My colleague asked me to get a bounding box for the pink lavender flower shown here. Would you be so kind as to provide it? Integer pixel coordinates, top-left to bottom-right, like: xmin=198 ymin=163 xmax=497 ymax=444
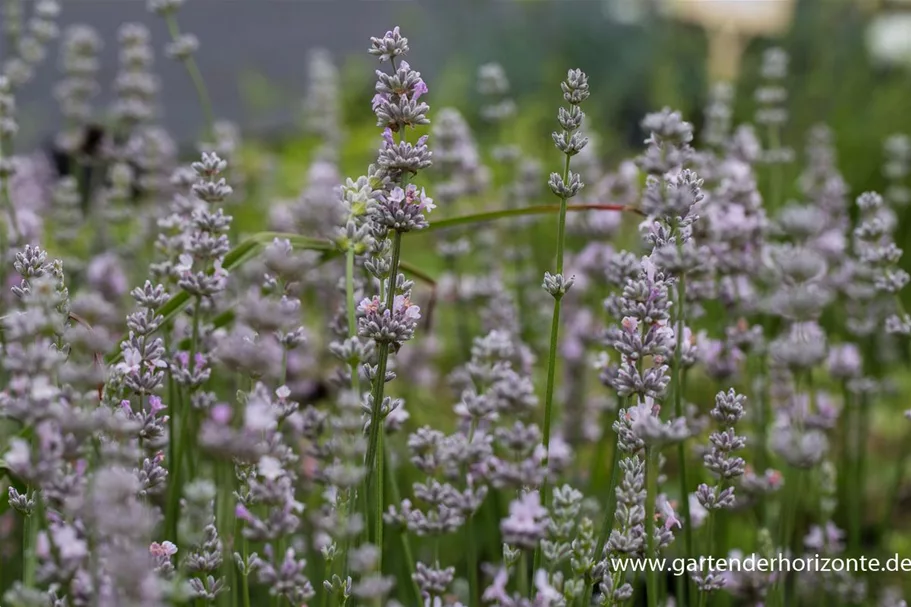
xmin=357 ymin=293 xmax=422 ymax=344
xmin=210 ymin=403 xmax=232 ymax=425
xmin=149 ymin=541 xmax=178 ymax=558
xmin=368 ymin=26 xmax=409 ymax=62
xmin=657 ymin=494 xmax=682 ymax=530
xmin=500 ymin=490 xmax=549 ymax=550
xmin=148 ymin=395 xmax=166 ymax=414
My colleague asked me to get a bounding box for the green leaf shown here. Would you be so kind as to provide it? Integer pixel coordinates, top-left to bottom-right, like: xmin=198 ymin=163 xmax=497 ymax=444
xmin=103 ymin=232 xmax=437 ymax=365
xmin=398 ymin=260 xmax=436 ymax=287
xmin=105 ymin=233 xmax=332 ymax=365
xmin=423 ymin=203 xmax=641 ymax=232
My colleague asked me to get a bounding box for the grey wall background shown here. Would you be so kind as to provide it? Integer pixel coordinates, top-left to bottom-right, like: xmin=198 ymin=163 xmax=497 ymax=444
xmin=2 ymin=0 xmax=629 ymax=149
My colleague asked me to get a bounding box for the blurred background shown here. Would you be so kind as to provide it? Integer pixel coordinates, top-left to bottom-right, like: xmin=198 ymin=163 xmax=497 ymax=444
xmin=5 ymin=0 xmax=911 ymax=200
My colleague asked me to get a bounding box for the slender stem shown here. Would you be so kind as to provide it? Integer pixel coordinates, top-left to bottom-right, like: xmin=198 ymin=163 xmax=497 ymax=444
xmin=673 ymin=272 xmax=693 ymax=607
xmin=444 ymin=255 xmax=472 ymax=360
xmin=517 ymin=552 xmax=530 ymax=597
xmin=168 ymin=296 xmax=202 ymax=536
xmin=345 ymin=247 xmax=361 ymax=396
xmin=341 ymin=245 xmax=359 ymax=583
xmin=695 ymin=513 xmax=715 ymax=607
xmin=0 ymin=133 xmax=20 ymax=243
xmin=587 ymin=411 xmax=622 ymax=603
xmin=841 ymin=382 xmax=859 ymax=553
xmin=217 ymin=462 xmax=235 ymax=607
xmin=466 ymin=513 xmax=480 ymax=607
xmin=594 ymin=409 xmax=623 ymax=553
xmin=775 ymin=467 xmax=801 ymax=607
xmin=534 ymin=153 xmax=572 ymax=577
xmin=644 ymin=447 xmax=659 ymax=607
xmin=385 ymin=445 xmax=422 ymax=604
xmin=365 ymin=230 xmax=403 ymax=561
xmin=755 ymin=341 xmax=770 ymax=484
xmin=541 ymin=295 xmax=564 ymax=457
xmin=494 ymin=140 xmax=525 ymax=337
xmin=589 ymin=407 xmax=612 ymax=492
xmin=768 ymin=124 xmax=784 ymax=210
xmin=533 ymin=296 xmax=562 ymax=578
xmin=375 ymin=424 xmax=385 ymax=572
xmin=4 ymin=0 xmax=23 ymax=57
xmin=855 ymin=388 xmax=869 ymax=549
xmin=423 ymin=203 xmax=643 ymax=233
xmin=22 ymin=509 xmax=37 ymax=588
xmin=365 ymin=231 xmax=402 ymax=472
xmin=554 ymin=155 xmax=571 ymax=276
xmin=167 ymin=387 xmax=188 ymax=535
xmin=185 ymin=296 xmax=202 ymax=473
xmin=279 ymin=344 xmax=288 ymax=387
xmin=882 ymin=427 xmax=911 ymax=535
xmin=240 ymin=532 xmax=251 ymax=607
xmin=163 ymin=13 xmax=215 ymax=139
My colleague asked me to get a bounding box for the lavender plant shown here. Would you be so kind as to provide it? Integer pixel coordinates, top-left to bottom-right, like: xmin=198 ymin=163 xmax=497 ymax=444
xmin=538 ymin=69 xmax=589 ymax=564
xmin=0 ymin=18 xmax=909 ymax=607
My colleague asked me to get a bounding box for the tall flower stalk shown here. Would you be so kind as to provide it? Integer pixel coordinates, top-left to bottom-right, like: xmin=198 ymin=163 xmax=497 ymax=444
xmin=538 ymin=68 xmax=589 ymax=542
xmin=149 ymin=0 xmax=215 ymax=139
xmin=166 ymin=151 xmax=233 ymax=537
xmin=360 ymin=25 xmax=432 ymax=564
xmin=692 ymin=389 xmax=748 ymax=607
xmin=637 ymin=108 xmax=702 ymax=587
xmin=0 ymin=76 xmax=19 ymax=243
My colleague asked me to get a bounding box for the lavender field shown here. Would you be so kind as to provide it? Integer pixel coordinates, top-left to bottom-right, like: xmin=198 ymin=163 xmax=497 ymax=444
xmin=1 ymin=1 xmax=910 ymax=606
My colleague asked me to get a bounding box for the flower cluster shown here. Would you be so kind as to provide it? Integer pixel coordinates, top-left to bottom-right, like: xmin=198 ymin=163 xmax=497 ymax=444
xmin=0 ymin=19 xmax=909 ymax=607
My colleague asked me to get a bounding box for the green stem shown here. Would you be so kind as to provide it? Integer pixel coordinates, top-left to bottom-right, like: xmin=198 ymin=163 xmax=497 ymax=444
xmin=554 ymin=156 xmax=572 ymax=278
xmin=163 ymin=13 xmax=215 ymax=139
xmin=385 ymin=446 xmax=422 ymax=604
xmin=364 ymin=230 xmax=403 ymax=561
xmin=365 ymin=231 xmax=402 ymax=472
xmin=775 ymin=467 xmax=801 ymax=607
xmin=841 ymin=382 xmax=859 ymax=553
xmin=698 ymin=534 xmax=713 ymax=595
xmin=768 ymin=124 xmax=784 ymax=210
xmin=882 ymin=427 xmax=911 ymax=535
xmin=541 ymin=295 xmax=563 ymax=457
xmin=375 ymin=424 xmax=385 ymax=572
xmin=0 ymin=134 xmax=20 ymax=243
xmin=217 ymin=462 xmax=235 ymax=607
xmin=517 ymin=552 xmax=530 ymax=597
xmin=423 ymin=203 xmax=642 ymax=233
xmin=535 ymin=153 xmax=571 ymax=576
xmin=240 ymin=534 xmax=251 ymax=607
xmin=644 ymin=447 xmax=659 ymax=607
xmin=185 ymin=296 xmax=202 ymax=473
xmin=345 ymin=246 xmax=361 ymax=396
xmin=167 ymin=296 xmax=202 ymax=537
xmin=166 ymin=387 xmax=188 ymax=538
xmin=444 ymin=255 xmax=472 ymax=360
xmin=594 ymin=409 xmax=623 ymax=553
xmin=504 ymin=164 xmax=534 ymax=346
xmin=755 ymin=346 xmax=770 ymax=483
xmin=466 ymin=513 xmax=480 ymax=607
xmin=856 ymin=390 xmax=869 ymax=543
xmin=4 ymin=0 xmax=22 ymax=57
xmin=587 ymin=413 xmax=622 ymax=603
xmin=673 ymin=275 xmax=693 ymax=607
xmin=589 ymin=407 xmax=612 ymax=492
xmin=22 ymin=508 xmax=37 ymax=588
xmin=340 ymin=245 xmax=360 ymax=583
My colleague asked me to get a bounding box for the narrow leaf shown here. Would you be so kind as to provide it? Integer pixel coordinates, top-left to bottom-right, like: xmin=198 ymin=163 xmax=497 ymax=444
xmin=104 ymin=232 xmax=438 ymax=365
xmin=423 ymin=203 xmax=642 ymax=232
